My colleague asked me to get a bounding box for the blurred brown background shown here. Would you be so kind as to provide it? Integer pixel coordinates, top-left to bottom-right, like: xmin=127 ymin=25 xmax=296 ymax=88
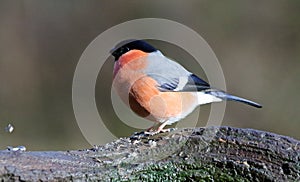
xmin=0 ymin=1 xmax=299 ymax=150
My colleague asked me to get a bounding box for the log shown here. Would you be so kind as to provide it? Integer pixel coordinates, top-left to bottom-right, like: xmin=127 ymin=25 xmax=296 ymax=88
xmin=0 ymin=126 xmax=299 ymax=181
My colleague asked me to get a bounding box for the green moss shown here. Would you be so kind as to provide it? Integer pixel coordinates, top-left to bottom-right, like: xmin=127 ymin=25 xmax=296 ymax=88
xmin=131 ymin=162 xmax=249 ymax=182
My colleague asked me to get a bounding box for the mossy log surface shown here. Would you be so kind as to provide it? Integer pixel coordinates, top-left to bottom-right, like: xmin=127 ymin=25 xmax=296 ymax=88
xmin=0 ymin=126 xmax=299 ymax=181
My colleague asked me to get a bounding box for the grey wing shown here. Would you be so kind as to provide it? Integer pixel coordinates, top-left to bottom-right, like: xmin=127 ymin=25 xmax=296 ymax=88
xmin=145 ymin=51 xmax=211 ymax=92
xmin=150 ymin=73 xmax=211 ymax=92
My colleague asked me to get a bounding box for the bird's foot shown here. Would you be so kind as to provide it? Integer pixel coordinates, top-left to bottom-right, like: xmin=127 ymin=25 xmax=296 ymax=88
xmin=130 ymin=128 xmax=176 ymax=138
xmin=144 ymin=128 xmax=176 ymax=136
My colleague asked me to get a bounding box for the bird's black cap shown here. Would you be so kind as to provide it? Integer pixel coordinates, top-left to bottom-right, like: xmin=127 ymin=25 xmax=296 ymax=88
xmin=110 ymin=39 xmax=157 ymax=60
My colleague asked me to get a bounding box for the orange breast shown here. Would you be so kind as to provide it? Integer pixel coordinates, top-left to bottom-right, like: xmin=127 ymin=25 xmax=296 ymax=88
xmin=130 ymin=77 xmax=198 ymax=121
xmin=113 ymin=49 xmax=148 ymax=96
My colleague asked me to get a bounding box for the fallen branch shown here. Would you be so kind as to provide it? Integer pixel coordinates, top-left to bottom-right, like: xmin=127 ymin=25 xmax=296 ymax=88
xmin=0 ymin=126 xmax=299 ymax=181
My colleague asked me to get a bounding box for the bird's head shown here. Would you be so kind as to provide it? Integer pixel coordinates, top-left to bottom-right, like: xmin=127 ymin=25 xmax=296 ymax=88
xmin=110 ymin=39 xmax=157 ymax=61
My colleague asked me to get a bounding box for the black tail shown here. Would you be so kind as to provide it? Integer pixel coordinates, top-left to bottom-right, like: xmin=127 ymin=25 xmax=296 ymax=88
xmin=206 ymin=90 xmax=262 ymax=108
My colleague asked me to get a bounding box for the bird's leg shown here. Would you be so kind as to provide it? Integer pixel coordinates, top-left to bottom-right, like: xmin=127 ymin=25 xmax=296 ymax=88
xmin=146 ymin=123 xmax=157 ymax=132
xmin=144 ymin=121 xmax=172 ymax=135
xmin=130 ymin=123 xmax=157 ymax=138
xmin=156 ymin=121 xmax=170 ymax=133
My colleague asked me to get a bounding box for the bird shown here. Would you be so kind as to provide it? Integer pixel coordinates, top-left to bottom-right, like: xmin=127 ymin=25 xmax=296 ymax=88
xmin=111 ymin=39 xmax=262 ymax=134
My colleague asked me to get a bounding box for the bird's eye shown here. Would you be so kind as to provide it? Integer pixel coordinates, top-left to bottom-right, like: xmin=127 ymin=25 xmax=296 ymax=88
xmin=112 ymin=46 xmax=131 ymax=60
xmin=120 ymin=46 xmax=130 ymax=54
xmin=123 ymin=46 xmax=130 ymax=52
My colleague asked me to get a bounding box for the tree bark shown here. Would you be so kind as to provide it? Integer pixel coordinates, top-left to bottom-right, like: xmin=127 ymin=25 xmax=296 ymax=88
xmin=0 ymin=126 xmax=299 ymax=181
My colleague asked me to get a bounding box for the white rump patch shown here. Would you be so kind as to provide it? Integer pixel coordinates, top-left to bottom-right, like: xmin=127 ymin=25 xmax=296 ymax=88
xmin=197 ymin=92 xmax=222 ymax=105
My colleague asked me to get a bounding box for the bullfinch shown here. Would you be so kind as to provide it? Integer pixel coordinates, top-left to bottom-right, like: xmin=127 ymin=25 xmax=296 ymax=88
xmin=111 ymin=40 xmax=262 ymax=133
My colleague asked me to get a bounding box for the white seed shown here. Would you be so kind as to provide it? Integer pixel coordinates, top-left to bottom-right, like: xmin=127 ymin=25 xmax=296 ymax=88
xmin=7 ymin=146 xmax=26 ymax=152
xmin=5 ymin=124 xmax=14 ymax=133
